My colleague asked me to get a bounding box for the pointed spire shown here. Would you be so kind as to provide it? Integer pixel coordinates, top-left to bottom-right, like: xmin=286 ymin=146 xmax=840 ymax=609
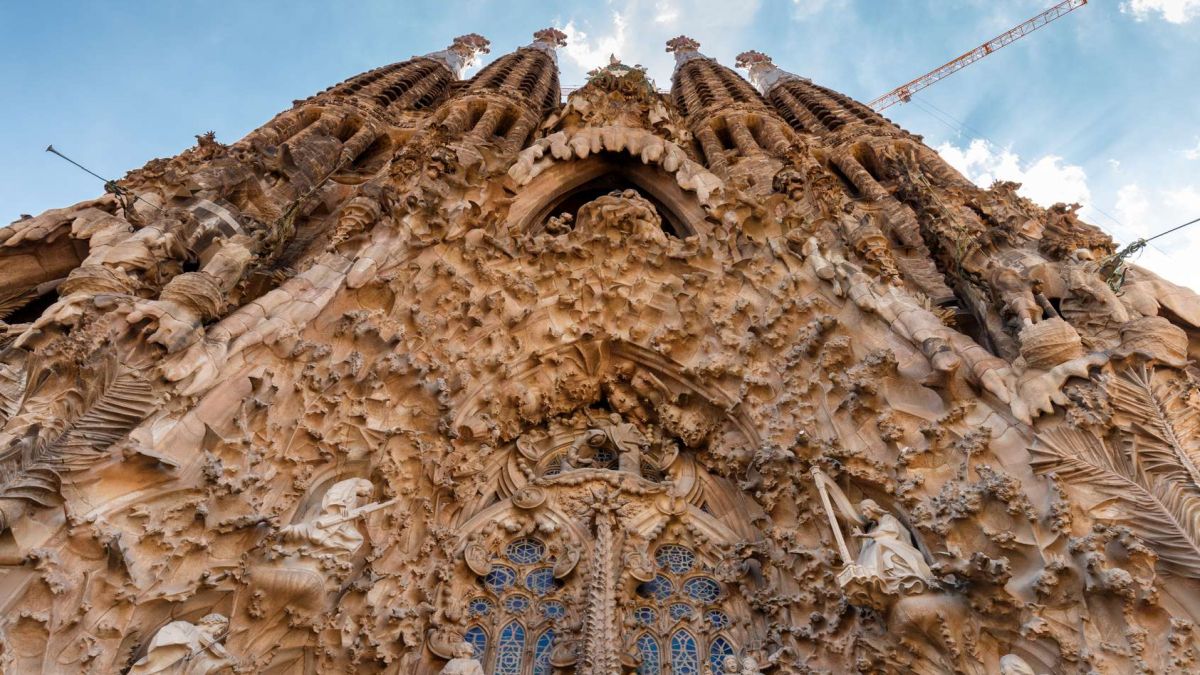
xmin=531 ymin=27 xmax=569 ymax=61
xmin=424 ymin=34 xmax=491 ymax=79
xmin=665 ymin=35 xmax=704 ymax=69
xmin=734 ymin=50 xmax=808 ymax=96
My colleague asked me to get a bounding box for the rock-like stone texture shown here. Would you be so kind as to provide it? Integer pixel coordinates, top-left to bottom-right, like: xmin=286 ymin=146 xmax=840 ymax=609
xmin=0 ymin=30 xmax=1198 ymax=675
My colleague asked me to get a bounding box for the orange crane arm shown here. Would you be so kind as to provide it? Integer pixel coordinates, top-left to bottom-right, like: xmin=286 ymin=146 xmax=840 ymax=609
xmin=869 ymin=0 xmax=1087 ymax=112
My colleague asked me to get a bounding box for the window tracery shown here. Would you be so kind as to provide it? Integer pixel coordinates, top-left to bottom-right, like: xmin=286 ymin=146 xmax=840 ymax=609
xmin=628 ymin=544 xmax=737 ymax=675
xmin=464 ymin=536 xmax=569 ymax=674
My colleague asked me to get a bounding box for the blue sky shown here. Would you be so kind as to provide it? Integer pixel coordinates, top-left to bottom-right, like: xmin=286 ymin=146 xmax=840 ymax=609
xmin=2 ymin=1 xmax=1198 ymax=285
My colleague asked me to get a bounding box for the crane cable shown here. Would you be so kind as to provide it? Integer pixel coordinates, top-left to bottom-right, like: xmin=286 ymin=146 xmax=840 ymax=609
xmin=1102 ymin=215 xmax=1200 ymax=293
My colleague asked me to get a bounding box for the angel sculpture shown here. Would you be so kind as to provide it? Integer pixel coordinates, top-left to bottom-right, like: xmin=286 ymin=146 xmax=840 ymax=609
xmin=128 ymin=614 xmax=234 ymax=675
xmin=277 ymin=477 xmax=395 ymax=560
xmin=438 ymin=641 xmax=485 ymax=675
xmin=810 ymin=468 xmax=935 ymax=608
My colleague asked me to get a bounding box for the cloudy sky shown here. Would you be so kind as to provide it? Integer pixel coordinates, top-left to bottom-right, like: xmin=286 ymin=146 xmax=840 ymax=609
xmin=2 ymin=1 xmax=1198 ymax=285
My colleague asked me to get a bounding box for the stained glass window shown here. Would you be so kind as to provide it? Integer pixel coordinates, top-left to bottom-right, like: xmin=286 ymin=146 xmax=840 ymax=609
xmin=464 ymin=625 xmax=487 ymax=661
xmin=506 ymin=538 xmax=546 ymax=565
xmin=542 ymin=601 xmax=566 ymax=619
xmin=532 ymin=629 xmax=555 ymax=675
xmin=670 ymin=630 xmax=700 ymax=675
xmin=494 ymin=621 xmax=526 ymax=675
xmin=705 ymin=610 xmax=730 ymax=630
xmin=468 ymin=597 xmax=493 ymax=617
xmin=483 ymin=565 xmax=517 ymax=594
xmin=681 ymin=577 xmax=721 ymax=604
xmin=669 ymin=602 xmax=694 ymax=621
xmin=709 ymin=636 xmax=735 ymax=673
xmin=633 ymin=606 xmax=658 ymax=626
xmin=525 ymin=567 xmax=558 ymax=596
xmin=637 ymin=575 xmax=674 ymax=601
xmin=655 ymin=544 xmax=696 ymax=574
xmin=592 ymin=445 xmax=617 ymax=469
xmin=503 ymin=595 xmax=530 ymax=613
xmin=636 ymin=633 xmax=660 ymax=675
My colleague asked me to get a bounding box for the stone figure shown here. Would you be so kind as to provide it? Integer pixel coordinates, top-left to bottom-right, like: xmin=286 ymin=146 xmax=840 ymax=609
xmin=438 ymin=641 xmax=485 ymax=675
xmin=128 ymin=614 xmax=233 ymax=675
xmin=277 ymin=477 xmax=387 ymax=559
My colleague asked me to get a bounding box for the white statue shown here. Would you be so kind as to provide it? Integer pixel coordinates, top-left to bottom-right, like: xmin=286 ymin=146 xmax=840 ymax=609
xmin=811 ymin=469 xmax=935 ymax=602
xmin=128 ymin=614 xmax=233 ymax=675
xmin=439 ymin=640 xmax=485 ymax=675
xmin=277 ymin=477 xmax=392 ymax=559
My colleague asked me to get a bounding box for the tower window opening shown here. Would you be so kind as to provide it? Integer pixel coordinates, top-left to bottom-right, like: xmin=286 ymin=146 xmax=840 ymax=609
xmin=826 ymin=160 xmax=862 ymax=199
xmin=712 ymin=121 xmax=736 ymax=152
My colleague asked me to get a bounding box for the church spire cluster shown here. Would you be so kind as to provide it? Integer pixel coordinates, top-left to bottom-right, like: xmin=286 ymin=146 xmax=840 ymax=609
xmin=0 ymin=24 xmax=1196 ymax=675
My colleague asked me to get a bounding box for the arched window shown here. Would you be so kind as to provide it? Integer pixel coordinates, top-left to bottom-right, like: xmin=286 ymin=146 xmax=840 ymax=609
xmin=629 ymin=544 xmax=734 ymax=675
xmin=494 ymin=621 xmax=525 ymax=675
xmin=636 ymin=633 xmax=661 ymax=675
xmin=532 ymin=629 xmax=555 ymax=675
xmin=464 ymin=625 xmax=487 ymax=660
xmin=467 ymin=537 xmax=570 ymax=674
xmin=709 ymin=635 xmax=735 ymax=673
xmin=670 ymin=630 xmax=700 ymax=675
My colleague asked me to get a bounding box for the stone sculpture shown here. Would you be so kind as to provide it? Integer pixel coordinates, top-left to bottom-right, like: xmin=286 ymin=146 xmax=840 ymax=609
xmin=0 ymin=27 xmax=1198 ymax=675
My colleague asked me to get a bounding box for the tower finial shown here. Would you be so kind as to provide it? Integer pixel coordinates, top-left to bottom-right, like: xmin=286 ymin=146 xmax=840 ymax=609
xmin=425 ymin=34 xmax=491 ymax=79
xmin=735 ymin=49 xmax=807 ymax=95
xmin=665 ymin=36 xmax=703 ymax=68
xmin=530 ymin=27 xmax=568 ymax=61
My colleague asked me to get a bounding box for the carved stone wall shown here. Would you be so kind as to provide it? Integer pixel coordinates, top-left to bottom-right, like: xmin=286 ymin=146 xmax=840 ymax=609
xmin=1 ymin=29 xmax=1199 ymax=675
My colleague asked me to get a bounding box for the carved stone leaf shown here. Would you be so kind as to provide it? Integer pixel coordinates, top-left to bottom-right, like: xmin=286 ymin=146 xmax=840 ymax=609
xmin=1110 ymin=365 xmax=1200 ymax=489
xmin=0 ymin=364 xmax=155 ymax=508
xmin=1031 ymin=425 xmax=1200 ymax=578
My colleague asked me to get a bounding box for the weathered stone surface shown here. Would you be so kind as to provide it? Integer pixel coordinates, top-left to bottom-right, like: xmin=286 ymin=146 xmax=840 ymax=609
xmin=0 ymin=29 xmax=1198 ymax=675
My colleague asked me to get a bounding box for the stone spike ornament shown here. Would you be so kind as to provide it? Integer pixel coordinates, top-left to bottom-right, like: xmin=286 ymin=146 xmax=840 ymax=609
xmin=1 ymin=27 xmax=1199 ymax=675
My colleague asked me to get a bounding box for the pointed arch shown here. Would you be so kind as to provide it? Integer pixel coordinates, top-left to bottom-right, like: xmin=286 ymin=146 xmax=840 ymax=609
xmin=636 ymin=632 xmax=661 ymax=675
xmin=669 ymin=629 xmax=700 ymax=675
xmin=709 ymin=635 xmax=736 ymax=673
xmin=532 ymin=629 xmax=555 ymax=675
xmin=463 ymin=625 xmax=487 ymax=661
xmin=493 ymin=621 xmax=525 ymax=675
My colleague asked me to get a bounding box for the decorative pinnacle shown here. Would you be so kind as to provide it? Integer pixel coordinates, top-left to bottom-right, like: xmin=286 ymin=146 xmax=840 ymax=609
xmin=735 ymin=49 xmax=807 ymax=95
xmin=425 ymin=33 xmax=491 ymax=79
xmin=450 ymin=34 xmax=491 ymax=58
xmin=533 ymin=27 xmax=569 ymax=48
xmin=665 ymin=35 xmax=701 ymax=54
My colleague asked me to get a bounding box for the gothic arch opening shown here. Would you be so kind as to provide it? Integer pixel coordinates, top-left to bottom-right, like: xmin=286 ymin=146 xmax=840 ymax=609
xmin=507 ymin=155 xmax=712 ymax=239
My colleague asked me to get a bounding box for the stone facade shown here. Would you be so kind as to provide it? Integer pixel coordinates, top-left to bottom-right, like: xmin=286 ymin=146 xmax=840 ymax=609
xmin=0 ymin=29 xmax=1198 ymax=674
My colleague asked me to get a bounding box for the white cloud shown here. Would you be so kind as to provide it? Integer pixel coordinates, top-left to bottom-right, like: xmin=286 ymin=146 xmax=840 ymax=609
xmin=1121 ymin=0 xmax=1200 ymax=23
xmin=935 ymin=138 xmax=1090 ymax=208
xmin=560 ymin=12 xmax=630 ymax=74
xmin=1184 ymin=138 xmax=1200 ymax=160
xmin=653 ymin=0 xmax=680 ymax=25
xmin=791 ymin=0 xmax=845 ymax=19
xmin=1107 ymin=158 xmax=1122 ymax=171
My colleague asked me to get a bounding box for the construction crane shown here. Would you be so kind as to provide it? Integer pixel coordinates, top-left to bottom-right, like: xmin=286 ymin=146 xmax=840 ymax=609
xmin=869 ymin=0 xmax=1087 ymax=112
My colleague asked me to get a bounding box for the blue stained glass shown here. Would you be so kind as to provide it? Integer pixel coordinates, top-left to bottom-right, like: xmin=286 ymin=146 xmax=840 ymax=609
xmin=669 ymin=602 xmax=694 ymax=621
xmin=494 ymin=621 xmax=525 ymax=675
xmin=670 ymin=630 xmax=700 ymax=675
xmin=468 ymin=597 xmax=493 ymax=617
xmin=633 ymin=606 xmax=658 ymax=626
xmin=709 ymin=636 xmax=735 ymax=674
xmin=636 ymin=633 xmax=660 ymax=675
xmin=483 ymin=565 xmax=517 ymax=594
xmin=542 ymin=601 xmax=566 ymax=619
xmin=655 ymin=544 xmax=696 ymax=574
xmin=682 ymin=577 xmax=721 ymax=604
xmin=705 ymin=610 xmax=730 ymax=630
xmin=532 ymin=629 xmax=555 ymax=675
xmin=637 ymin=575 xmax=674 ymax=601
xmin=503 ymin=595 xmax=530 ymax=613
xmin=463 ymin=625 xmax=487 ymax=661
xmin=593 ymin=446 xmax=617 ymax=469
xmin=525 ymin=567 xmax=559 ymax=596
xmin=506 ymin=538 xmax=546 ymax=565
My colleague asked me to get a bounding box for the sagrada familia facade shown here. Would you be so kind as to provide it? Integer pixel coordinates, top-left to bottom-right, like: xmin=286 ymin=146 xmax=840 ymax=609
xmin=1 ymin=27 xmax=1198 ymax=674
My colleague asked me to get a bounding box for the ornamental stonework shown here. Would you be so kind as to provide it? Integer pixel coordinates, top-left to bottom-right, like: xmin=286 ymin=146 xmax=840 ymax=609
xmin=0 ymin=29 xmax=1197 ymax=675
